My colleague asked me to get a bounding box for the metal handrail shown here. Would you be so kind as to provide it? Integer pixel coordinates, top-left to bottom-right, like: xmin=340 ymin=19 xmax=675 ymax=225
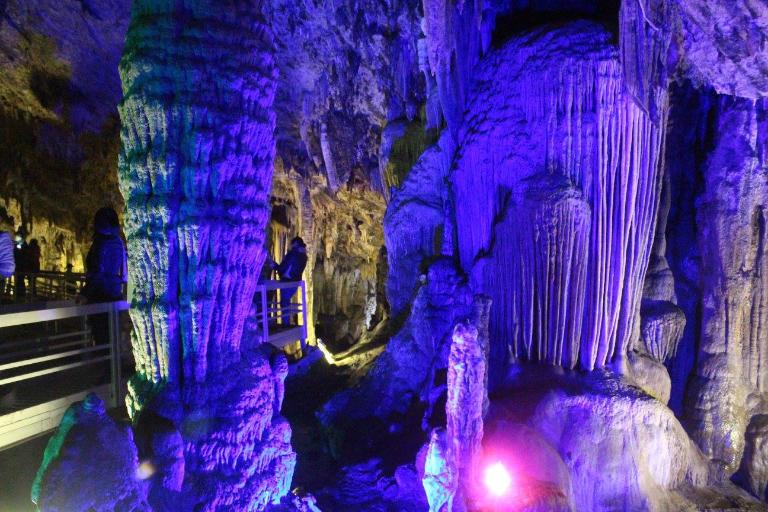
xmin=0 ymin=301 xmax=128 ymax=412
xmin=0 ymin=301 xmax=129 ymax=328
xmin=254 ymin=280 xmax=308 ymax=351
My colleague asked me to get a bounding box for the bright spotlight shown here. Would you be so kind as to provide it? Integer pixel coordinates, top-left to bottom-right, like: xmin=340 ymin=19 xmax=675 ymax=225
xmin=484 ymin=461 xmax=512 ymax=497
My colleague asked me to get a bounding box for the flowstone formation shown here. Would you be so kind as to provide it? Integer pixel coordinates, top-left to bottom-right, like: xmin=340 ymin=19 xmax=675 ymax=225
xmin=116 ymin=0 xmax=293 ymax=509
xmin=455 ymin=22 xmax=664 ymax=377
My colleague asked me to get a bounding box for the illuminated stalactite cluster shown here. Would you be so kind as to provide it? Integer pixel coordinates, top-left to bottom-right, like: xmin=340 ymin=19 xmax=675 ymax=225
xmin=454 ymin=22 xmax=664 ymax=373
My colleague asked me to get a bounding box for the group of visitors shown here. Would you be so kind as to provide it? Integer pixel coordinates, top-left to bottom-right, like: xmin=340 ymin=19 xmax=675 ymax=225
xmin=1 ymin=204 xmax=306 ymax=323
xmin=0 ymin=219 xmax=40 ymax=297
xmin=0 ymin=208 xmax=127 ymax=309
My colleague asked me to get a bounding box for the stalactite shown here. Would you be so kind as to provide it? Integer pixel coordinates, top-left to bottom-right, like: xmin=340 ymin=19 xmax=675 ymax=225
xmin=455 ymin=22 xmax=665 ymax=375
xmin=319 ymin=120 xmax=341 ymax=193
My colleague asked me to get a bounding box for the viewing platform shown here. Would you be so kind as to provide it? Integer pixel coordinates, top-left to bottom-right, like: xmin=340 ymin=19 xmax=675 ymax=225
xmin=253 ymin=279 xmax=309 ymax=353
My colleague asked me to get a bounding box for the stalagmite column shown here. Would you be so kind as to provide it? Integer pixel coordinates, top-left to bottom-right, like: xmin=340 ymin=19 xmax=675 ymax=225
xmin=446 ymin=295 xmax=491 ymax=498
xmin=118 ymin=0 xmax=294 ymax=509
xmin=687 ymin=96 xmax=768 ymax=475
xmin=119 ymin=0 xmax=277 ymax=385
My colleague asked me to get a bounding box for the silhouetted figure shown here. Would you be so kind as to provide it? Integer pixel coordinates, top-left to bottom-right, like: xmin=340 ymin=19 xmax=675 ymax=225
xmin=81 ymin=207 xmax=127 ymax=346
xmin=27 ymin=239 xmax=41 ymax=296
xmin=270 ymin=236 xmax=307 ymax=324
xmin=14 ymin=236 xmax=28 ymax=300
xmin=0 ymin=219 xmax=15 ymax=297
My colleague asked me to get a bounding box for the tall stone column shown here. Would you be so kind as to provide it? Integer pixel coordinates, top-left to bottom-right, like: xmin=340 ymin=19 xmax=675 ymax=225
xmin=687 ymin=96 xmax=768 ymax=476
xmin=118 ymin=0 xmax=294 ymax=509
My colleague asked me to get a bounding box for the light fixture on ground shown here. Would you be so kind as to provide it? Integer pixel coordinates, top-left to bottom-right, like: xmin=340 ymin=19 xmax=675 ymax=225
xmin=484 ymin=461 xmax=512 ymax=498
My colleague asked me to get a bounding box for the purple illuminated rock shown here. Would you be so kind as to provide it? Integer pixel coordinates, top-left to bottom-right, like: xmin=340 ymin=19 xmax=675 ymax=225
xmin=32 ymin=394 xmax=149 ymax=512
xmin=446 ymin=308 xmax=489 ymax=488
xmin=117 ymin=0 xmax=294 ymax=509
xmin=530 ymin=380 xmax=709 ymax=511
xmin=422 ymin=428 xmax=457 ymax=512
xmin=455 ymin=22 xmax=664 ymax=376
xmin=639 ymin=299 xmax=686 ymax=363
xmin=321 ymin=259 xmax=472 ymax=427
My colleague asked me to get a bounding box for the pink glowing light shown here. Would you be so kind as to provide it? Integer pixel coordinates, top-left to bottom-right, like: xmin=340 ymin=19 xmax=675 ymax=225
xmin=484 ymin=461 xmax=512 ymax=497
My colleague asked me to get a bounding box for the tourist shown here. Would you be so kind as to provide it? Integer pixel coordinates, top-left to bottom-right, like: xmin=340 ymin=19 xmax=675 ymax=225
xmin=13 ymin=233 xmax=28 ymax=299
xmin=269 ymin=236 xmax=307 ymax=324
xmin=0 ymin=218 xmax=15 ymax=295
xmin=27 ymin=239 xmax=41 ymax=296
xmin=79 ymin=207 xmax=127 ymax=345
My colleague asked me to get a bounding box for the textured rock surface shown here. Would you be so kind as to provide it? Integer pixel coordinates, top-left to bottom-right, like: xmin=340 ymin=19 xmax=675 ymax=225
xmin=519 ymin=372 xmax=710 ymax=511
xmin=639 ymin=299 xmax=686 ymax=363
xmin=32 ymin=394 xmax=149 ymax=511
xmin=422 ymin=428 xmax=457 ymax=512
xmin=320 ymin=259 xmax=472 ymax=427
xmin=384 ymin=131 xmax=455 ymax=317
xmin=738 ymin=414 xmax=768 ymax=501
xmin=315 ymin=459 xmax=428 ymax=511
xmin=118 ymin=1 xmax=294 ymax=509
xmin=446 ymin=312 xmax=489 ymax=491
xmin=455 ymin=22 xmax=664 ymax=378
xmin=684 ymin=96 xmax=768 ymax=476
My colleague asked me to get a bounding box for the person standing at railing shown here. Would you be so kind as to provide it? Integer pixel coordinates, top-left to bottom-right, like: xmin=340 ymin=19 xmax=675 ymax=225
xmin=78 ymin=207 xmax=128 ymax=346
xmin=268 ymin=236 xmax=307 ymax=324
xmin=27 ymin=239 xmax=41 ymax=297
xmin=14 ymin=234 xmax=29 ymax=299
xmin=0 ymin=218 xmax=14 ymax=297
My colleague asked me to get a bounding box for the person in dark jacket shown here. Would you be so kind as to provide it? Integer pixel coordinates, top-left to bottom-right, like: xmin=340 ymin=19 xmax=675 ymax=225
xmin=80 ymin=207 xmax=127 ymax=345
xmin=14 ymin=234 xmax=30 ymax=300
xmin=27 ymin=239 xmax=41 ymax=296
xmin=270 ymin=236 xmax=307 ymax=324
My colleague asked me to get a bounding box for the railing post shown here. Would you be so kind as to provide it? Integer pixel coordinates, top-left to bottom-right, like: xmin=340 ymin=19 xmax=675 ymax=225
xmin=299 ymin=281 xmax=308 ymax=352
xmin=108 ymin=303 xmax=122 ymax=409
xmin=261 ymin=285 xmax=268 ymax=345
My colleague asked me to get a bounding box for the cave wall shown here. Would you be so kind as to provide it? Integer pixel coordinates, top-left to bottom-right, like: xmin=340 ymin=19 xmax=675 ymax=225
xmin=0 ymin=0 xmax=128 ymax=265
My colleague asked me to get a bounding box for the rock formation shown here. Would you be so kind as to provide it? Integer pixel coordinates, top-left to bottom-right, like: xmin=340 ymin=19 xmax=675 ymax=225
xmin=5 ymin=0 xmax=768 ymax=509
xmin=32 ymin=394 xmax=150 ymax=511
xmin=454 ymin=22 xmax=664 ymax=379
xmin=117 ymin=0 xmax=294 ymax=509
xmin=320 ymin=259 xmax=473 ymax=431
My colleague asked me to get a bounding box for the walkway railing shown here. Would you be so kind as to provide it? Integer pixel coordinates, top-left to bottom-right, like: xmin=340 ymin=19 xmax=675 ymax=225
xmin=1 ymin=271 xmax=86 ymax=302
xmin=254 ymin=280 xmax=308 ymax=352
xmin=0 ymin=300 xmax=129 ymax=450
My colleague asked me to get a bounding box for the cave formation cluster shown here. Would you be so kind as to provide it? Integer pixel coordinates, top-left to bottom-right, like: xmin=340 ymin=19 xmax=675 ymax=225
xmin=3 ymin=0 xmax=768 ymax=510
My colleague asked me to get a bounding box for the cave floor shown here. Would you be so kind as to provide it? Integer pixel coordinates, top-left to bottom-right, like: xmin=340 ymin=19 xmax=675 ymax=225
xmin=0 ymin=433 xmax=49 ymax=512
xmin=283 ymin=349 xmax=351 ymax=493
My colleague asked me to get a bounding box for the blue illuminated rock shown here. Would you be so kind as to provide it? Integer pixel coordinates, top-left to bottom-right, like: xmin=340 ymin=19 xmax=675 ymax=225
xmin=453 ymin=22 xmax=664 ymax=379
xmin=32 ymin=394 xmax=150 ymax=512
xmin=117 ymin=0 xmax=294 ymax=509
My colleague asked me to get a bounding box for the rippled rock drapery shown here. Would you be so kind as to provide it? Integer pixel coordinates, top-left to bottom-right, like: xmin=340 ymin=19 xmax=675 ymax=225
xmin=118 ymin=0 xmax=293 ymax=509
xmin=454 ymin=22 xmax=664 ymax=377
